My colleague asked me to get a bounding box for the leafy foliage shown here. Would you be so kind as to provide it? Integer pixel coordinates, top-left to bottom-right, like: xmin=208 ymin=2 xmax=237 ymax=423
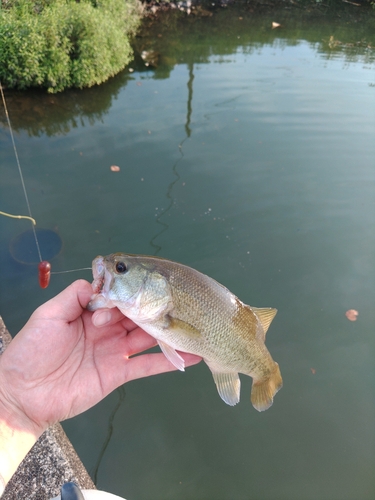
xmin=0 ymin=0 xmax=142 ymax=92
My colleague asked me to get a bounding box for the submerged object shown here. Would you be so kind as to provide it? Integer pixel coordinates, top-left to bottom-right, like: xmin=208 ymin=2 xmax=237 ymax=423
xmin=10 ymin=228 xmax=62 ymax=265
xmin=87 ymin=253 xmax=283 ymax=411
xmin=38 ymin=260 xmax=51 ymax=288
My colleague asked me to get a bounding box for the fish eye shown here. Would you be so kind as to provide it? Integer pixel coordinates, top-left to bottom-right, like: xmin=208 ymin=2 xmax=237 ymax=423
xmin=115 ymin=261 xmax=127 ymax=274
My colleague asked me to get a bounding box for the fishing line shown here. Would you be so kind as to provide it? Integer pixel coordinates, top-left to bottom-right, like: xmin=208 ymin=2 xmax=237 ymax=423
xmin=51 ymin=267 xmax=92 ymax=275
xmin=0 ymin=81 xmax=43 ymax=262
xmin=1 ymin=82 xmax=91 ymax=286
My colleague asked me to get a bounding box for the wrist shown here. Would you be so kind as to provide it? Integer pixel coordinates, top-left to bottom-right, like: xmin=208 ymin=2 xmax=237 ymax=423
xmin=0 ymin=393 xmax=43 ymax=488
xmin=0 ymin=419 xmax=38 ymax=488
xmin=0 ymin=381 xmax=46 ymax=437
xmin=0 ymin=473 xmax=5 ymax=497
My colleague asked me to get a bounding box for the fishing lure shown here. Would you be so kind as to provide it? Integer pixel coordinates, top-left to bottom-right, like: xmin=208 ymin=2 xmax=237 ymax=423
xmin=38 ymin=261 xmax=51 ymax=289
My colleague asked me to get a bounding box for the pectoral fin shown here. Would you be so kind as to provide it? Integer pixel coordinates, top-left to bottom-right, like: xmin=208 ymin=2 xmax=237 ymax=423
xmin=167 ymin=316 xmax=202 ymax=339
xmin=210 ymin=371 xmax=241 ymax=406
xmin=158 ymin=340 xmax=185 ymax=371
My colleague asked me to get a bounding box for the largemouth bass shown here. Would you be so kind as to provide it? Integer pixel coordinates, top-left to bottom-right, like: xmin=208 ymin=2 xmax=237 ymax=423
xmin=87 ymin=253 xmax=282 ymax=411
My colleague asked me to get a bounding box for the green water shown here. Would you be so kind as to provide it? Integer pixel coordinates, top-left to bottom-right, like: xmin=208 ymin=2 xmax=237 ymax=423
xmin=1 ymin=4 xmax=375 ymax=499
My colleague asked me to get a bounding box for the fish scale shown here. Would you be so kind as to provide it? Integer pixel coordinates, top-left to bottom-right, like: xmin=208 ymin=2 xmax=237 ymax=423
xmin=87 ymin=253 xmax=283 ymax=411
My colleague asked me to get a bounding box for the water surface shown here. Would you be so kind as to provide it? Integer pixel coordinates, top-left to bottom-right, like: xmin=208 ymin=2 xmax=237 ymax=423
xmin=1 ymin=5 xmax=374 ymax=499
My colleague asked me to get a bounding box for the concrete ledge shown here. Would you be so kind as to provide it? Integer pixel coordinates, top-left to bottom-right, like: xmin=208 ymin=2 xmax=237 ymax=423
xmin=0 ymin=317 xmax=95 ymax=499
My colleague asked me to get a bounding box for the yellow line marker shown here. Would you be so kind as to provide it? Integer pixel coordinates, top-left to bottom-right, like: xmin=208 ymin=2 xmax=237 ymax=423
xmin=0 ymin=210 xmax=36 ymax=225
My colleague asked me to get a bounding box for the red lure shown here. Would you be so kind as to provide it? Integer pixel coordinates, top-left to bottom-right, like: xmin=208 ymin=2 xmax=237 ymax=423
xmin=38 ymin=261 xmax=51 ymax=288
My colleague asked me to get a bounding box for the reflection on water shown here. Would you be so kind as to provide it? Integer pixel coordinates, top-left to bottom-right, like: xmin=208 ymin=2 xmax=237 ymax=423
xmin=1 ymin=4 xmax=373 ymax=137
xmin=0 ymin=71 xmax=131 ymax=137
xmin=1 ymin=4 xmax=375 ymax=500
xmin=91 ymin=386 xmax=126 ymax=485
xmin=150 ymin=62 xmax=195 ymax=254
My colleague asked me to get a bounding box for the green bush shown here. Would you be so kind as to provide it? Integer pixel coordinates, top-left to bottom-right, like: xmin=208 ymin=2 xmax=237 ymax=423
xmin=0 ymin=0 xmax=142 ymax=92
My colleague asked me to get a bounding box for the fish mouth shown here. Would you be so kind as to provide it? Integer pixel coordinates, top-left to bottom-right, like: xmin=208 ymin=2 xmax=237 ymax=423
xmin=87 ymin=256 xmax=114 ymax=311
xmin=92 ymin=274 xmax=104 ymax=294
xmin=91 ymin=256 xmax=106 ymax=294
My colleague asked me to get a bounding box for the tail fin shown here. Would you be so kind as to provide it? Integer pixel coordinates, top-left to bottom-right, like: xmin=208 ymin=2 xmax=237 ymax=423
xmin=251 ymin=362 xmax=283 ymax=412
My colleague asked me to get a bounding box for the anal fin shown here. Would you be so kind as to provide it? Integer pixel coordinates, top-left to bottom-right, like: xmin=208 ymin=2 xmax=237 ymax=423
xmin=158 ymin=340 xmax=185 ymax=371
xmin=211 ymin=371 xmax=241 ymax=406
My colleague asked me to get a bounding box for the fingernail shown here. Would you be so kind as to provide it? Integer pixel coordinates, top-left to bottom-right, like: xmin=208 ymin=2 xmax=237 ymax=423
xmin=93 ymin=310 xmax=112 ymax=327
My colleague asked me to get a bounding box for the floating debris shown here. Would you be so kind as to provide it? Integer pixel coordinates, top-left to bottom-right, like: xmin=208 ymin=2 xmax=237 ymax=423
xmin=110 ymin=165 xmax=120 ymax=172
xmin=325 ymin=36 xmax=372 ymax=50
xmin=345 ymin=309 xmax=359 ymax=321
xmin=342 ymin=0 xmax=361 ymax=6
xmin=141 ymin=50 xmax=160 ymax=68
xmin=272 ymin=22 xmax=281 ymax=29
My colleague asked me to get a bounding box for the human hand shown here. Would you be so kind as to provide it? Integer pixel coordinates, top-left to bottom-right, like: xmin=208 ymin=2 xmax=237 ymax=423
xmin=0 ymin=279 xmax=201 ymax=438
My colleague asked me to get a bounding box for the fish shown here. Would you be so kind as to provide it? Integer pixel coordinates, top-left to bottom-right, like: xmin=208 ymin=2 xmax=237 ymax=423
xmin=87 ymin=253 xmax=283 ymax=411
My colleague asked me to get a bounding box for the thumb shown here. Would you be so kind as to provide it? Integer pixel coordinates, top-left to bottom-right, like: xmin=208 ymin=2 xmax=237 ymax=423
xmin=35 ymin=279 xmax=93 ymax=323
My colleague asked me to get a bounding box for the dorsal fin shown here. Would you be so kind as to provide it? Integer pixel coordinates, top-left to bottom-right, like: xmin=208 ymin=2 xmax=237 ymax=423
xmin=251 ymin=307 xmax=277 ymax=337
